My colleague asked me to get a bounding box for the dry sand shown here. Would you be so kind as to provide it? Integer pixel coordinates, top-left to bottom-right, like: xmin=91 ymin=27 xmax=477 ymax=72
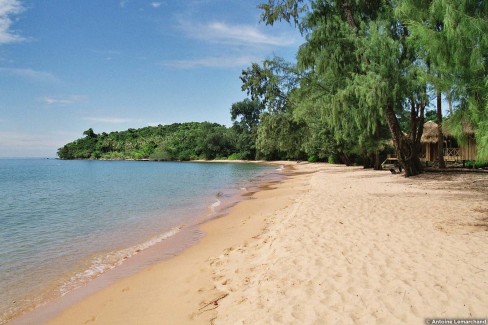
xmin=44 ymin=163 xmax=488 ymax=324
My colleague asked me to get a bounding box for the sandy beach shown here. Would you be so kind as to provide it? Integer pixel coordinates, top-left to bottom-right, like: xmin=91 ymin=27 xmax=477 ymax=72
xmin=42 ymin=163 xmax=487 ymax=324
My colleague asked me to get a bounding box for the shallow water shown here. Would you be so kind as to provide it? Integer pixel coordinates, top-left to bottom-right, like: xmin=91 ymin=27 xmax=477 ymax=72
xmin=0 ymin=159 xmax=275 ymax=323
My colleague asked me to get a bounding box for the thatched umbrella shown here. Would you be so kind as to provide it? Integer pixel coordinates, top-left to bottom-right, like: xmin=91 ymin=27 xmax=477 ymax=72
xmin=421 ymin=121 xmax=439 ymax=143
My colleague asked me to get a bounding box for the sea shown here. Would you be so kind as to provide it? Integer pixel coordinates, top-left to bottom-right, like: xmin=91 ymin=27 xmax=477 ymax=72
xmin=0 ymin=159 xmax=280 ymax=324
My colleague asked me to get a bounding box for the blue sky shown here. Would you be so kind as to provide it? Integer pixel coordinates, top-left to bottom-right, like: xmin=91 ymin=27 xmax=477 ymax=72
xmin=0 ymin=0 xmax=301 ymax=157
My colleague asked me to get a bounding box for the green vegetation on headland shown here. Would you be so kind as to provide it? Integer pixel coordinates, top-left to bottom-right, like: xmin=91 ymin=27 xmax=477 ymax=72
xmin=59 ymin=1 xmax=488 ymax=176
xmin=58 ymin=123 xmax=240 ymax=161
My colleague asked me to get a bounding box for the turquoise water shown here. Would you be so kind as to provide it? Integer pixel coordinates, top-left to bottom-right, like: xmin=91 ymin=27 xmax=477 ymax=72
xmin=0 ymin=159 xmax=276 ymax=323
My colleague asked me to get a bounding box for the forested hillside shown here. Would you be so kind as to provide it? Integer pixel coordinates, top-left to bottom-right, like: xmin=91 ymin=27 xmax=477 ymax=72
xmin=58 ymin=123 xmax=240 ymax=161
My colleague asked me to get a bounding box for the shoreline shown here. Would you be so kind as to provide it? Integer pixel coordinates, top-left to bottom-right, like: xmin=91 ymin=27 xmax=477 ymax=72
xmin=12 ymin=162 xmax=488 ymax=324
xmin=7 ymin=160 xmax=290 ymax=325
xmin=38 ymin=161 xmax=302 ymax=325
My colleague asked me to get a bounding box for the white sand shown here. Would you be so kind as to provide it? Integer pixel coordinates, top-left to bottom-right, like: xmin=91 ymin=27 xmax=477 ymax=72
xmin=211 ymin=164 xmax=488 ymax=324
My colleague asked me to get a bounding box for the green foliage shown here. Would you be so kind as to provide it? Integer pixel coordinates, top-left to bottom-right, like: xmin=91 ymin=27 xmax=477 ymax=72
xmin=275 ymin=1 xmax=405 ymax=168
xmin=149 ymin=146 xmax=174 ymax=161
xmin=253 ymin=0 xmax=487 ymax=175
xmin=227 ymin=153 xmax=243 ymax=160
xmin=238 ymin=57 xmax=307 ymax=161
xmin=424 ymin=109 xmax=437 ymax=122
xmin=230 ymin=98 xmax=262 ymax=131
xmin=240 ymin=57 xmax=300 ymax=113
xmin=259 ymin=0 xmax=307 ymax=27
xmin=256 ymin=112 xmax=307 ymax=160
xmin=464 ymin=160 xmax=488 ymax=169
xmin=230 ymin=99 xmax=262 ymax=159
xmin=57 ymin=122 xmax=237 ymax=161
xmin=397 ymin=0 xmax=488 ymax=160
xmin=83 ymin=128 xmax=97 ymax=139
xmin=307 ymin=155 xmax=318 ymax=163
xmin=327 ymin=156 xmax=335 ymax=164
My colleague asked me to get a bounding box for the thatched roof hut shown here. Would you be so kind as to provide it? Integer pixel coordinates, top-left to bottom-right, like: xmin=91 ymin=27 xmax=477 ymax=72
xmin=420 ymin=120 xmax=477 ymax=162
xmin=420 ymin=120 xmax=475 ymax=144
xmin=421 ymin=121 xmax=439 ymax=143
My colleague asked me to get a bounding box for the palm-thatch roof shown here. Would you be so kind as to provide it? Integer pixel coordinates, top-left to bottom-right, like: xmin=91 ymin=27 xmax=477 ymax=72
xmin=421 ymin=121 xmax=439 ymax=143
xmin=421 ymin=120 xmax=475 ymax=143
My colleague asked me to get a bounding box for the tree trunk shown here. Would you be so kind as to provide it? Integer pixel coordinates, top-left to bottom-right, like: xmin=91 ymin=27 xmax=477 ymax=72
xmin=339 ymin=152 xmax=352 ymax=166
xmin=374 ymin=150 xmax=381 ymax=170
xmin=362 ymin=153 xmax=375 ymax=169
xmin=385 ymin=104 xmax=423 ymax=177
xmin=447 ymin=90 xmax=454 ymax=116
xmin=373 ymin=119 xmax=382 ymax=170
xmin=436 ymin=92 xmax=446 ymax=168
xmin=362 ymin=154 xmax=370 ymax=168
xmin=341 ymin=0 xmax=358 ymax=30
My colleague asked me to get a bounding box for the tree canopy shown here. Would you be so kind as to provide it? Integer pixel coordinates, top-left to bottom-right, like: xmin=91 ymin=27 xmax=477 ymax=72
xmin=58 ymin=122 xmax=237 ymax=161
xmin=256 ymin=0 xmax=488 ymax=175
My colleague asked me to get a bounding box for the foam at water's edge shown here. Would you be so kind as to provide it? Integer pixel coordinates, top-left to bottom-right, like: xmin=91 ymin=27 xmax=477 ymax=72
xmin=59 ymin=226 xmax=182 ymax=296
xmin=209 ymin=199 xmax=221 ymax=214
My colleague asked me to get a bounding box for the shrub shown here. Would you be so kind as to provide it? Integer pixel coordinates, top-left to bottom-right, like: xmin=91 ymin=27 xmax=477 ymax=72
xmin=465 ymin=160 xmax=488 ymax=169
xmin=307 ymin=155 xmax=318 ymax=162
xmin=227 ymin=153 xmax=243 ymax=160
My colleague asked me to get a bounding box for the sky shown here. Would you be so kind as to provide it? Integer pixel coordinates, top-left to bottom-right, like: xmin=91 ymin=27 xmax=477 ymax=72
xmin=0 ymin=0 xmax=301 ymax=157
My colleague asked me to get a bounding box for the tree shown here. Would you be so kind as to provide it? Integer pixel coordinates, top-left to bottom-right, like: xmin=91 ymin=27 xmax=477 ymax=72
xmin=240 ymin=57 xmax=307 ymax=160
xmin=256 ymin=112 xmax=307 ymax=160
xmin=260 ymin=0 xmax=426 ymax=175
xmin=240 ymin=57 xmax=300 ymax=113
xmin=397 ymin=0 xmax=488 ymax=161
xmin=83 ymin=128 xmax=97 ymax=138
xmin=230 ymin=99 xmax=262 ymax=159
xmin=230 ymin=99 xmax=263 ymax=131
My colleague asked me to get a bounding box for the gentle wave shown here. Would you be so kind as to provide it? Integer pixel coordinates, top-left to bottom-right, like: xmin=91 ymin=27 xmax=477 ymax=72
xmin=59 ymin=226 xmax=182 ymax=295
xmin=209 ymin=199 xmax=221 ymax=214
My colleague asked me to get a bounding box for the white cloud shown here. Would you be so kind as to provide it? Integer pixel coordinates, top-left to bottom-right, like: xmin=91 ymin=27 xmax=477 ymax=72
xmin=161 ymin=55 xmax=258 ymax=69
xmin=119 ymin=0 xmax=129 ymax=8
xmin=0 ymin=0 xmax=24 ymax=44
xmin=40 ymin=95 xmax=84 ymax=106
xmin=83 ymin=117 xmax=141 ymax=124
xmin=150 ymin=2 xmax=162 ymax=8
xmin=179 ymin=20 xmax=295 ymax=47
xmin=0 ymin=67 xmax=60 ymax=83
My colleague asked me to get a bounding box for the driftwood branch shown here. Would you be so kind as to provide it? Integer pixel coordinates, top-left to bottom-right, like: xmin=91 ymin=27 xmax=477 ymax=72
xmin=198 ymin=293 xmax=229 ymax=311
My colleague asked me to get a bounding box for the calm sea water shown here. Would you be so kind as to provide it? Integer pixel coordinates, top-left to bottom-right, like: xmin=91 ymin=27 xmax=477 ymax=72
xmin=0 ymin=159 xmax=276 ymax=323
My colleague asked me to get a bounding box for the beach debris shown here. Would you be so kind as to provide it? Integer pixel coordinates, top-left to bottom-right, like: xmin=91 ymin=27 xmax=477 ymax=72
xmin=198 ymin=293 xmax=229 ymax=312
xmin=341 ymin=251 xmax=353 ymax=264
